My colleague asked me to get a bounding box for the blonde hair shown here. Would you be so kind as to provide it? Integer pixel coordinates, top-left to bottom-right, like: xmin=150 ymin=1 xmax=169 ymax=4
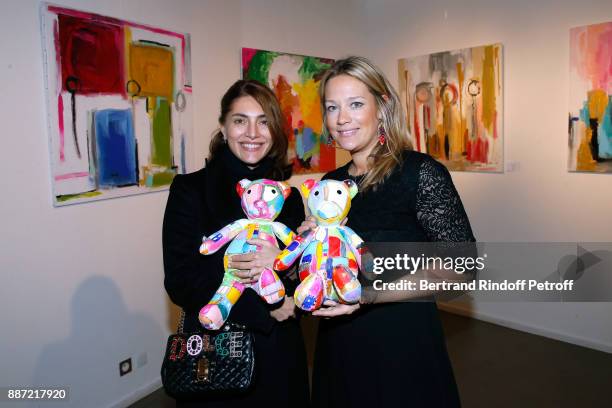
xmin=319 ymin=56 xmax=412 ymax=191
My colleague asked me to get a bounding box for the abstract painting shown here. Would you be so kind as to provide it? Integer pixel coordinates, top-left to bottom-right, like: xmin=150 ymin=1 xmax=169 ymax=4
xmin=242 ymin=48 xmax=347 ymax=174
xmin=569 ymin=21 xmax=612 ymax=173
xmin=399 ymin=43 xmax=503 ymax=172
xmin=41 ymin=3 xmax=193 ymax=205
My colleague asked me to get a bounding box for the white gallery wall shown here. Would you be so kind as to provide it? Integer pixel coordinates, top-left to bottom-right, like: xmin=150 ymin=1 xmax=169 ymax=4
xmin=0 ymin=1 xmax=362 ymax=407
xmin=0 ymin=0 xmax=610 ymax=407
xmin=356 ymin=0 xmax=612 ymax=352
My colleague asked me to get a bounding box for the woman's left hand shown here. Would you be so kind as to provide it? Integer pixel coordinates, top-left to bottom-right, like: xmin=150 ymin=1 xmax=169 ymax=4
xmin=311 ymin=300 xmax=360 ymax=317
xmin=230 ymin=238 xmax=281 ymax=284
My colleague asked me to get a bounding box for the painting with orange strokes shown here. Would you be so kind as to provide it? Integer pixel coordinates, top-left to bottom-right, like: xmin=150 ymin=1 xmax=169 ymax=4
xmin=398 ymin=43 xmax=503 ymax=172
xmin=242 ymin=48 xmax=350 ymax=174
xmin=569 ymin=21 xmax=612 ymax=173
xmin=40 ymin=3 xmax=193 ymax=206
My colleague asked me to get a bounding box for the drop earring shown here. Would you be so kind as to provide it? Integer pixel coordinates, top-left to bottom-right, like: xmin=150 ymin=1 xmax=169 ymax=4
xmin=378 ymin=125 xmax=386 ymax=145
xmin=327 ymin=134 xmax=335 ymax=146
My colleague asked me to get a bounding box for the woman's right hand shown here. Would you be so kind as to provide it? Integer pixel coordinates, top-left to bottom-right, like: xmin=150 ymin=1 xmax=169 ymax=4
xmin=312 ymin=300 xmax=360 ymax=317
xmin=297 ymin=216 xmax=316 ymax=234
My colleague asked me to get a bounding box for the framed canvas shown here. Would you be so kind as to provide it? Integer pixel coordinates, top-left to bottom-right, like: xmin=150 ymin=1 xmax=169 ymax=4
xmin=242 ymin=48 xmax=349 ymax=174
xmin=41 ymin=3 xmax=193 ymax=205
xmin=569 ymin=21 xmax=612 ymax=173
xmin=399 ymin=43 xmax=503 ymax=172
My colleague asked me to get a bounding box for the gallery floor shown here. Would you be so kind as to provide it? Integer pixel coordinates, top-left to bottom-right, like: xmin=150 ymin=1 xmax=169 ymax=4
xmin=131 ymin=311 xmax=612 ymax=407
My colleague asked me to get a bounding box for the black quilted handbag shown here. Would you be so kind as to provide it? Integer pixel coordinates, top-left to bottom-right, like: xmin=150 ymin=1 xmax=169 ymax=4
xmin=161 ymin=311 xmax=255 ymax=399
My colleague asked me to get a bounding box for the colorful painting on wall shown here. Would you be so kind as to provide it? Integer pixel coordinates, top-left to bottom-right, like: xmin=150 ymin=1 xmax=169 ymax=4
xmin=569 ymin=21 xmax=612 ymax=173
xmin=242 ymin=48 xmax=347 ymax=174
xmin=398 ymin=43 xmax=503 ymax=172
xmin=40 ymin=3 xmax=193 ymax=206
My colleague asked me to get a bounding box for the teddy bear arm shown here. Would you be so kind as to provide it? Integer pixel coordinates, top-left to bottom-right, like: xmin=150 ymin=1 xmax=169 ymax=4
xmin=273 ymin=228 xmax=315 ymax=271
xmin=271 ymin=221 xmax=297 ymax=246
xmin=199 ymin=219 xmax=248 ymax=255
xmin=339 ymin=226 xmax=372 ymax=271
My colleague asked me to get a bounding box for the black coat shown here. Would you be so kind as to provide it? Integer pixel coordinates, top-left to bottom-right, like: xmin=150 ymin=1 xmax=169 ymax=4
xmin=162 ymin=147 xmax=310 ymax=407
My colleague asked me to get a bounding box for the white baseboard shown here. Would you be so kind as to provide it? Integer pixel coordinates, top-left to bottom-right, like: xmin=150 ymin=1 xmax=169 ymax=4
xmin=438 ymin=302 xmax=612 ymax=354
xmin=108 ymin=377 xmax=163 ymax=408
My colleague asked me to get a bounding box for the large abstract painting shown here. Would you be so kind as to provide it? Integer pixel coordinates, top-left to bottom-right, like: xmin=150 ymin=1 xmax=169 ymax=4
xmin=399 ymin=44 xmax=503 ymax=172
xmin=242 ymin=48 xmax=348 ymax=174
xmin=41 ymin=4 xmax=192 ymax=206
xmin=569 ymin=21 xmax=612 ymax=173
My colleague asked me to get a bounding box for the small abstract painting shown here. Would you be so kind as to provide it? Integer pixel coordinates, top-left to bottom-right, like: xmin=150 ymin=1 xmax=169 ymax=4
xmin=399 ymin=43 xmax=503 ymax=172
xmin=569 ymin=21 xmax=612 ymax=173
xmin=242 ymin=48 xmax=346 ymax=174
xmin=41 ymin=3 xmax=193 ymax=205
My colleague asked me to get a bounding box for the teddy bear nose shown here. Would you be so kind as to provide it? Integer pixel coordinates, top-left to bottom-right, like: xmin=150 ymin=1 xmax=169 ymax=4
xmin=254 ymin=200 xmax=267 ymax=209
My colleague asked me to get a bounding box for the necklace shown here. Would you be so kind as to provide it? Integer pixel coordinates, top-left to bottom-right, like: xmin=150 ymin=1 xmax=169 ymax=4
xmin=348 ymin=163 xmax=367 ymax=178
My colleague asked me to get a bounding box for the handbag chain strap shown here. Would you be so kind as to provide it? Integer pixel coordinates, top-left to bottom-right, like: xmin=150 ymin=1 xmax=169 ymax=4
xmin=177 ymin=309 xmax=186 ymax=334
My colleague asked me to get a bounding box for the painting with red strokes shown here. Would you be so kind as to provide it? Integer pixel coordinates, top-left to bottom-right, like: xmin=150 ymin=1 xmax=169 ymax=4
xmin=58 ymin=15 xmax=124 ymax=95
xmin=568 ymin=21 xmax=612 ymax=173
xmin=398 ymin=44 xmax=504 ymax=172
xmin=40 ymin=3 xmax=193 ymax=206
xmin=242 ymin=48 xmax=349 ymax=174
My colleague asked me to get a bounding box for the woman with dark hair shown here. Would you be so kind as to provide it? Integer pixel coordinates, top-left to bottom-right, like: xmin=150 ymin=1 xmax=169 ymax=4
xmin=163 ymin=79 xmax=309 ymax=407
xmin=304 ymin=56 xmax=476 ymax=407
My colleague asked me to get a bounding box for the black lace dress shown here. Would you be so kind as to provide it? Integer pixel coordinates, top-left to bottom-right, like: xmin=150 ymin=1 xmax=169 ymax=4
xmin=312 ymin=150 xmax=475 ymax=407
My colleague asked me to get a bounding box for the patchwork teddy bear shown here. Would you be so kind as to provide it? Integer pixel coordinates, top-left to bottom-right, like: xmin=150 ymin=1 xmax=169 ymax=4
xmin=198 ymin=178 xmax=296 ymax=330
xmin=274 ymin=179 xmax=367 ymax=311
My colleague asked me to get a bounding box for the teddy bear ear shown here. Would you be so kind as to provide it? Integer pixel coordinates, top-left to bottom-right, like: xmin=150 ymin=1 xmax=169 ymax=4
xmin=236 ymin=179 xmax=251 ymax=197
xmin=300 ymin=179 xmax=316 ymax=198
xmin=343 ymin=179 xmax=358 ymax=199
xmin=278 ymin=181 xmax=292 ymax=199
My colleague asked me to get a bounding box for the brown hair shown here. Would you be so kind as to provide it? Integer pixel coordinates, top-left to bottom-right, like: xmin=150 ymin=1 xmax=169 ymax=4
xmin=209 ymin=79 xmax=291 ymax=180
xmin=319 ymin=56 xmax=412 ymax=191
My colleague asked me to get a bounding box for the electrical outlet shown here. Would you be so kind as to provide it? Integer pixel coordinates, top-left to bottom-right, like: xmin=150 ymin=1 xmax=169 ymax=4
xmin=136 ymin=352 xmax=148 ymax=368
xmin=119 ymin=358 xmax=132 ymax=376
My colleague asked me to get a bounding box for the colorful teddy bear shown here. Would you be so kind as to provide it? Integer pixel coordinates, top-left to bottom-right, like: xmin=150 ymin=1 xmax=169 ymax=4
xmin=274 ymin=179 xmax=367 ymax=311
xmin=199 ymin=178 xmax=296 ymax=330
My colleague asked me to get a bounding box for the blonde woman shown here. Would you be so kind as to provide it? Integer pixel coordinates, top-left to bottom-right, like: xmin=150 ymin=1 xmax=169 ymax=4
xmin=306 ymin=57 xmax=475 ymax=407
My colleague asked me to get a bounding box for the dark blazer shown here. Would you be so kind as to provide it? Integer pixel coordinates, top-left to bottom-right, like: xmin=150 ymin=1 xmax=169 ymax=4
xmin=162 ymin=164 xmax=304 ymax=333
xmin=162 ymin=152 xmax=310 ymax=407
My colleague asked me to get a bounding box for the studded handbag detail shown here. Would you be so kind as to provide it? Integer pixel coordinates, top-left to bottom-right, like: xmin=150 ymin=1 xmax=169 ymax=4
xmin=161 ymin=310 xmax=255 ymax=399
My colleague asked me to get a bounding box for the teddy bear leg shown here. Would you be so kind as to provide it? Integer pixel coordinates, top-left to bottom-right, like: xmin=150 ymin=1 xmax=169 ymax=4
xmin=294 ymin=272 xmax=325 ymax=311
xmin=253 ymin=268 xmax=285 ymax=304
xmin=199 ymin=275 xmax=245 ymax=330
xmin=332 ymin=264 xmax=361 ymax=304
